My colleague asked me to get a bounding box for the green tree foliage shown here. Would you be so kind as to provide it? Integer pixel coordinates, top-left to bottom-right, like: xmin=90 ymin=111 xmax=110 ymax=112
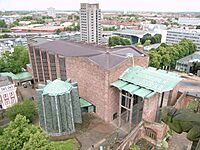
xmin=64 ymin=23 xmax=80 ymax=32
xmin=0 ymin=20 xmax=7 ymax=28
xmin=196 ymin=25 xmax=200 ymax=29
xmin=143 ymin=39 xmax=151 ymax=46
xmin=103 ymin=27 xmax=117 ymax=31
xmin=55 ymin=29 xmax=62 ymax=35
xmin=1 ymin=28 xmax=10 ymax=33
xmin=150 ymin=19 xmax=157 ymax=24
xmin=141 ymin=34 xmax=162 ymax=45
xmin=0 ymin=115 xmax=54 ymax=150
xmin=6 ymin=99 xmax=36 ymax=122
xmin=108 ymin=36 xmax=131 ymax=47
xmin=0 ymin=45 xmax=29 ymax=74
xmin=149 ymin=39 xmax=197 ymax=69
xmin=42 ymin=16 xmax=53 ymax=19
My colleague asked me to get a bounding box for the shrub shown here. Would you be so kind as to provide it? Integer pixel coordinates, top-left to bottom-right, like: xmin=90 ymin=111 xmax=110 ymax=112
xmin=6 ymin=99 xmax=36 ymax=122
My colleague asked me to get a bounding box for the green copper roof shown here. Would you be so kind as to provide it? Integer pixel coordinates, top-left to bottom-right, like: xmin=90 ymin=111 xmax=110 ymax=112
xmin=80 ymin=98 xmax=92 ymax=108
xmin=111 ymin=80 xmax=128 ymax=90
xmin=43 ymin=79 xmax=72 ymax=96
xmin=15 ymin=72 xmax=32 ymax=80
xmin=121 ymin=84 xmax=140 ymax=94
xmin=0 ymin=72 xmax=32 ymax=81
xmin=0 ymin=72 xmax=18 ymax=80
xmin=120 ymin=66 xmax=182 ymax=93
xmin=132 ymin=88 xmax=152 ymax=98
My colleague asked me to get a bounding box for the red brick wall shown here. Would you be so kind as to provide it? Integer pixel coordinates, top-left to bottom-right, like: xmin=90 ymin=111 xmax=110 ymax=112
xmin=134 ymin=56 xmax=149 ymax=67
xmin=65 ymin=57 xmax=148 ymax=122
xmin=142 ymin=93 xmax=159 ymax=122
xmin=107 ymin=59 xmax=134 ymax=121
xmin=65 ymin=57 xmax=108 ymax=121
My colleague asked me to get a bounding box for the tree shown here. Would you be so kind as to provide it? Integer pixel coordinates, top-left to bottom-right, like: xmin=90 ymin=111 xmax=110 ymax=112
xmin=55 ymin=29 xmax=62 ymax=35
xmin=0 ymin=20 xmax=7 ymax=28
xmin=6 ymin=99 xmax=36 ymax=122
xmin=0 ymin=45 xmax=29 ymax=74
xmin=150 ymin=19 xmax=157 ymax=24
xmin=149 ymin=39 xmax=197 ymax=70
xmin=196 ymin=25 xmax=200 ymax=29
xmin=143 ymin=39 xmax=151 ymax=46
xmin=0 ymin=115 xmax=54 ymax=150
xmin=108 ymin=36 xmax=131 ymax=47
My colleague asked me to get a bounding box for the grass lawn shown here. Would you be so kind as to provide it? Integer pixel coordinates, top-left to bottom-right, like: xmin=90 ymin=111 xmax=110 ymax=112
xmin=52 ymin=138 xmax=80 ymax=150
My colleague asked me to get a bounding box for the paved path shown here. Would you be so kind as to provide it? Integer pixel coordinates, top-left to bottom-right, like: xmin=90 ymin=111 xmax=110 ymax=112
xmin=76 ymin=116 xmax=116 ymax=150
xmin=167 ymin=132 xmax=192 ymax=150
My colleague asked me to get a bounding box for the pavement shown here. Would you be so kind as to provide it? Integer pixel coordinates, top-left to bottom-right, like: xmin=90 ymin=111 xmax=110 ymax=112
xmin=17 ymin=84 xmax=37 ymax=101
xmin=167 ymin=132 xmax=192 ymax=150
xmin=76 ymin=116 xmax=116 ymax=150
xmin=177 ymin=73 xmax=200 ymax=93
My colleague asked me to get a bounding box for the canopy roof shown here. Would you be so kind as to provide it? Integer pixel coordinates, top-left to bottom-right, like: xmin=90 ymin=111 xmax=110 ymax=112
xmin=80 ymin=98 xmax=93 ymax=108
xmin=43 ymin=79 xmax=72 ymax=96
xmin=111 ymin=66 xmax=182 ymax=98
xmin=0 ymin=72 xmax=32 ymax=81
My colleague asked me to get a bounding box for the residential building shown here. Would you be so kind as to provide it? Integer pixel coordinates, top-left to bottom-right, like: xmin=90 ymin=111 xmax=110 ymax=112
xmin=0 ymin=76 xmax=18 ymax=109
xmin=36 ymin=79 xmax=82 ymax=136
xmin=80 ymin=3 xmax=102 ymax=44
xmin=178 ymin=17 xmax=200 ymax=26
xmin=28 ymin=37 xmax=149 ymax=122
xmin=47 ymin=7 xmax=56 ymax=18
xmin=166 ymin=29 xmax=200 ymax=51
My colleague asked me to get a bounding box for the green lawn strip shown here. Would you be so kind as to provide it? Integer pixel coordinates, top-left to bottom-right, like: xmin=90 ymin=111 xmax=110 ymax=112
xmin=52 ymin=138 xmax=80 ymax=150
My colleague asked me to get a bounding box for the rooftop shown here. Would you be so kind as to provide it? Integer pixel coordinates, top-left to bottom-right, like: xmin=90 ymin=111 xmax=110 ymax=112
xmin=0 ymin=72 xmax=32 ymax=81
xmin=177 ymin=52 xmax=200 ymax=64
xmin=113 ymin=29 xmax=154 ymax=38
xmin=0 ymin=76 xmax=12 ymax=87
xmin=32 ymin=39 xmax=146 ymax=70
xmin=112 ymin=66 xmax=182 ymax=97
xmin=43 ymin=79 xmax=73 ymax=96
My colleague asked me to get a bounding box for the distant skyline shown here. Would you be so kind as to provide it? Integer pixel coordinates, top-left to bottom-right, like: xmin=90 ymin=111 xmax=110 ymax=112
xmin=0 ymin=0 xmax=200 ymax=12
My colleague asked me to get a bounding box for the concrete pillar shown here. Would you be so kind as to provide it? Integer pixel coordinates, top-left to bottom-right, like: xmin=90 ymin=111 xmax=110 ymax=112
xmin=129 ymin=96 xmax=134 ymax=126
xmin=118 ymin=91 xmax=122 ymax=127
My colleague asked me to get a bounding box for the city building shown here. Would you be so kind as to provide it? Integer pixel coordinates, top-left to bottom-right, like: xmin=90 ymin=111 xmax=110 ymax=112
xmin=0 ymin=76 xmax=18 ymax=109
xmin=47 ymin=7 xmax=56 ymax=18
xmin=28 ymin=38 xmax=148 ymax=122
xmin=178 ymin=17 xmax=200 ymax=26
xmin=166 ymin=29 xmax=200 ymax=51
xmin=175 ymin=51 xmax=200 ymax=76
xmin=113 ymin=28 xmax=166 ymax=44
xmin=28 ymin=37 xmax=183 ymax=148
xmin=80 ymin=3 xmax=102 ymax=44
xmin=11 ymin=24 xmax=64 ymax=33
xmin=36 ymin=79 xmax=82 ymax=136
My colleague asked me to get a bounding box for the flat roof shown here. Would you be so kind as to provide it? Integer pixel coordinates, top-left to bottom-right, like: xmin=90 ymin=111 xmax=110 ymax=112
xmin=0 ymin=76 xmax=12 ymax=87
xmin=33 ymin=39 xmax=145 ymax=70
xmin=113 ymin=29 xmax=154 ymax=38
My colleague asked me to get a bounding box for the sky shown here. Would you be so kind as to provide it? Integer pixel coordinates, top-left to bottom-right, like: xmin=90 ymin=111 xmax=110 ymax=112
xmin=0 ymin=0 xmax=200 ymax=12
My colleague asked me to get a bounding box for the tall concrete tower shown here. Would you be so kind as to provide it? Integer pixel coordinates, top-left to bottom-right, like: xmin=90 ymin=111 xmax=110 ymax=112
xmin=80 ymin=3 xmax=102 ymax=44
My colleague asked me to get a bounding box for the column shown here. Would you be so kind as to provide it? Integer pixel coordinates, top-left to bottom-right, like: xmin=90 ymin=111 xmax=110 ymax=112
xmin=118 ymin=91 xmax=122 ymax=127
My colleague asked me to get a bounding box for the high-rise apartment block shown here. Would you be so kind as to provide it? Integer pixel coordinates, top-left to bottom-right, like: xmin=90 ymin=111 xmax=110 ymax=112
xmin=80 ymin=3 xmax=102 ymax=44
xmin=47 ymin=7 xmax=56 ymax=18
